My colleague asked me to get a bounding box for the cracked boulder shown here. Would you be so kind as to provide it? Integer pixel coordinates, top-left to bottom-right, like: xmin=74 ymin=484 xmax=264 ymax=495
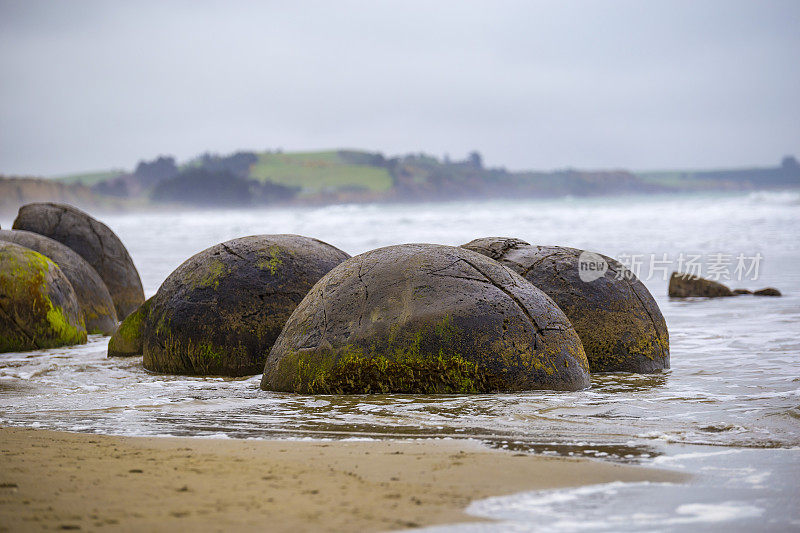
xmin=0 ymin=230 xmax=118 ymax=335
xmin=261 ymin=243 xmax=590 ymax=393
xmin=462 ymin=238 xmax=669 ymax=373
xmin=0 ymin=241 xmax=87 ymax=353
xmin=12 ymin=202 xmax=144 ymax=319
xmin=143 ymin=235 xmax=350 ymax=376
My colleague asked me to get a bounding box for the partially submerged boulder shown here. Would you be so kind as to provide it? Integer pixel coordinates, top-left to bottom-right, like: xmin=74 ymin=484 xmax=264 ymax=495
xmin=262 ymin=244 xmax=590 ymax=393
xmin=108 ymin=298 xmax=151 ymax=357
xmin=668 ymin=272 xmax=733 ymax=298
xmin=0 ymin=241 xmax=87 ymax=352
xmin=679 ymin=283 xmax=782 ymax=297
xmin=12 ymin=202 xmax=144 ymax=319
xmin=462 ymin=238 xmax=669 ymax=373
xmin=0 ymin=229 xmax=118 ymax=334
xmin=143 ymin=235 xmax=350 ymax=376
xmin=754 ymin=287 xmax=781 ymax=297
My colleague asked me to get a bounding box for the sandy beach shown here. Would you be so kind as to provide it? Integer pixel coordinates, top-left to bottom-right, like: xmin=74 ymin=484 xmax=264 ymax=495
xmin=0 ymin=427 xmax=685 ymax=532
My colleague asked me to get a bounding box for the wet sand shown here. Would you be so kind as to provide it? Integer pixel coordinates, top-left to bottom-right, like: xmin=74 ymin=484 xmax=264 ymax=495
xmin=0 ymin=427 xmax=685 ymax=532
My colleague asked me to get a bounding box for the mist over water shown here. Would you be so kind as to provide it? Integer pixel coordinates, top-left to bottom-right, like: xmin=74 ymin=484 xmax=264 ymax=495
xmin=1 ymin=191 xmax=799 ymax=530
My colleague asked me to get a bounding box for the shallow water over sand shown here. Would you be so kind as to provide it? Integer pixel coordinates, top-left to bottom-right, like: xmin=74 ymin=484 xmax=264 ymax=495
xmin=1 ymin=191 xmax=799 ymax=530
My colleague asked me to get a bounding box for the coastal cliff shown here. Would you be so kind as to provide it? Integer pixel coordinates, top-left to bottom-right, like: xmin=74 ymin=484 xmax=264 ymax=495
xmin=0 ymin=176 xmax=124 ymax=217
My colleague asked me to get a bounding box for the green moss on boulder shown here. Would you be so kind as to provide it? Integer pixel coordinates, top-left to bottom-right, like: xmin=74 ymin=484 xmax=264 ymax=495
xmin=142 ymin=235 xmax=350 ymax=376
xmin=107 ymin=297 xmax=151 ymax=357
xmin=13 ymin=202 xmax=145 ymax=319
xmin=262 ymin=244 xmax=590 ymax=393
xmin=0 ymin=229 xmax=118 ymax=334
xmin=0 ymin=241 xmax=87 ymax=352
xmin=462 ymin=238 xmax=669 ymax=374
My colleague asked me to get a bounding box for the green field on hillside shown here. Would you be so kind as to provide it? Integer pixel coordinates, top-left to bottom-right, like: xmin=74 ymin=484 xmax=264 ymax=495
xmin=55 ymin=169 xmax=125 ymax=185
xmin=635 ymin=170 xmax=734 ymax=190
xmin=636 ymin=171 xmax=693 ymax=186
xmin=249 ymin=151 xmax=392 ymax=193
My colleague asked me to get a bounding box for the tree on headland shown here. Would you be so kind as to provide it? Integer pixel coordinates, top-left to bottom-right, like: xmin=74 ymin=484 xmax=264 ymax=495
xmin=150 ymin=168 xmax=298 ymax=207
xmin=192 ymin=152 xmax=258 ymax=178
xmin=134 ymin=156 xmax=178 ymax=187
xmin=468 ymin=151 xmax=483 ymax=170
xmin=91 ymin=155 xmax=178 ymax=197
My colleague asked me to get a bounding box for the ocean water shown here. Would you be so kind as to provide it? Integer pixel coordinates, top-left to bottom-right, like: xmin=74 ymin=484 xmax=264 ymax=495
xmin=1 ymin=191 xmax=799 ymax=531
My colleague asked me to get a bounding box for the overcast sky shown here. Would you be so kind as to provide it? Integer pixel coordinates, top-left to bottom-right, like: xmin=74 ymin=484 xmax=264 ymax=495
xmin=1 ymin=0 xmax=798 ymax=176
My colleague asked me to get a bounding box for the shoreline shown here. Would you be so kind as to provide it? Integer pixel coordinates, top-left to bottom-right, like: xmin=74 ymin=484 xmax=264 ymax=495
xmin=3 ymin=187 xmax=797 ymax=222
xmin=0 ymin=427 xmax=686 ymax=532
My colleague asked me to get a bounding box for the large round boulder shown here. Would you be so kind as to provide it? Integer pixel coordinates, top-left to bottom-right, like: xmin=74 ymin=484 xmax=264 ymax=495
xmin=143 ymin=235 xmax=350 ymax=376
xmin=261 ymin=244 xmax=590 ymax=393
xmin=0 ymin=229 xmax=118 ymax=334
xmin=12 ymin=202 xmax=144 ymax=319
xmin=462 ymin=238 xmax=669 ymax=373
xmin=107 ymin=297 xmax=151 ymax=357
xmin=0 ymin=241 xmax=87 ymax=352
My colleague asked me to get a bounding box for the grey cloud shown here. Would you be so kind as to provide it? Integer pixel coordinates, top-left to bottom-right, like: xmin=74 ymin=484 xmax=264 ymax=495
xmin=0 ymin=0 xmax=798 ymax=175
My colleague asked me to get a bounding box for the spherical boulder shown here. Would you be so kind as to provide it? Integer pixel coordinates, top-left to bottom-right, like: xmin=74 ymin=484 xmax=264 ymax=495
xmin=12 ymin=202 xmax=144 ymax=319
xmin=462 ymin=238 xmax=669 ymax=373
xmin=261 ymin=244 xmax=590 ymax=393
xmin=0 ymin=229 xmax=118 ymax=335
xmin=143 ymin=235 xmax=350 ymax=376
xmin=108 ymin=297 xmax=151 ymax=357
xmin=0 ymin=241 xmax=87 ymax=352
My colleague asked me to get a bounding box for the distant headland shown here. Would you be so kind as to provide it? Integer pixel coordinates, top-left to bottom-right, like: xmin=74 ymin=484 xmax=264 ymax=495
xmin=2 ymin=149 xmax=798 ymax=214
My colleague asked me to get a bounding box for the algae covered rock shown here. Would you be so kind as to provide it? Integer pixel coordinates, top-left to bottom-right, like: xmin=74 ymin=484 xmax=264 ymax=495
xmin=668 ymin=272 xmax=733 ymax=298
xmin=108 ymin=298 xmax=151 ymax=357
xmin=754 ymin=287 xmax=781 ymax=297
xmin=143 ymin=235 xmax=350 ymax=376
xmin=0 ymin=241 xmax=87 ymax=352
xmin=0 ymin=229 xmax=118 ymax=335
xmin=462 ymin=237 xmax=669 ymax=373
xmin=262 ymin=243 xmax=590 ymax=393
xmin=12 ymin=202 xmax=144 ymax=319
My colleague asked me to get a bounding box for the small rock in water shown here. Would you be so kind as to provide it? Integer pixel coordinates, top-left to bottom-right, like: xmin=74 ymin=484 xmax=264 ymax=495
xmin=12 ymin=202 xmax=145 ymax=319
xmin=732 ymin=288 xmax=752 ymax=295
xmin=0 ymin=241 xmax=87 ymax=353
xmin=754 ymin=287 xmax=781 ymax=297
xmin=262 ymin=243 xmax=590 ymax=393
xmin=668 ymin=272 xmax=733 ymax=298
xmin=107 ymin=298 xmax=151 ymax=357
